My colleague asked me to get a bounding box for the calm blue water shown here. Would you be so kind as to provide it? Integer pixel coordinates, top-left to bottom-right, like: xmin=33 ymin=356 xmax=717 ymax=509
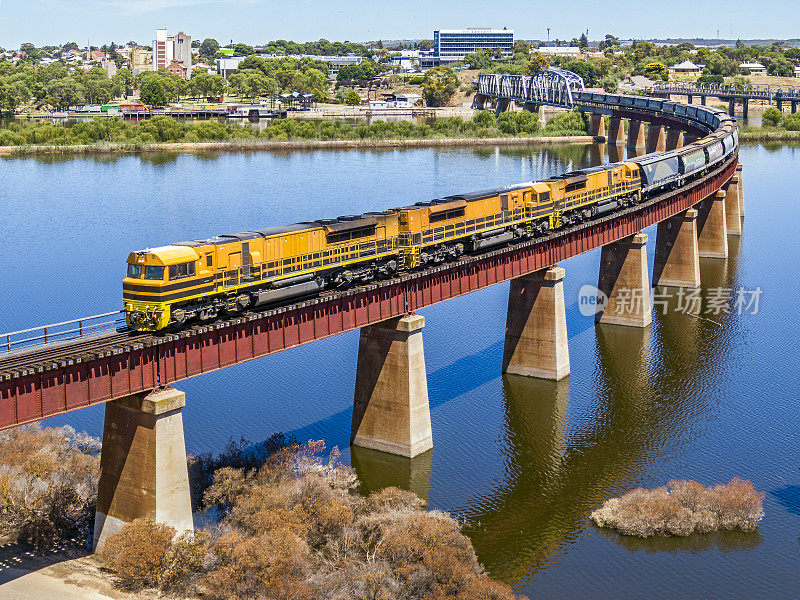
xmin=1 ymin=142 xmax=799 ymax=598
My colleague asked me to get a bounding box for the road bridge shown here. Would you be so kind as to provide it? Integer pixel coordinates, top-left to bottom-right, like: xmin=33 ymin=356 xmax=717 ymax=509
xmin=647 ymin=81 xmax=800 ymax=118
xmin=0 ymin=75 xmax=744 ymax=550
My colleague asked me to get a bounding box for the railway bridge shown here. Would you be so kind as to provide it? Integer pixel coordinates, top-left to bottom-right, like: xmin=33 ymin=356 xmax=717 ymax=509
xmin=1 ymin=74 xmax=744 ymax=550
xmin=648 ymin=81 xmax=800 ymax=118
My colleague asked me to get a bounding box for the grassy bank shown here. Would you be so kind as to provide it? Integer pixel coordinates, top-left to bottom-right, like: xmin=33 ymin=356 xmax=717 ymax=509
xmin=0 ymin=134 xmax=597 ymax=157
xmin=0 ymin=110 xmax=593 ymax=157
xmin=739 ymin=127 xmax=800 ymax=141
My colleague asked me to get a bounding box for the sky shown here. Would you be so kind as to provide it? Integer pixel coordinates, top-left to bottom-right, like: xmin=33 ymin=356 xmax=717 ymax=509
xmin=0 ymin=0 xmax=797 ymax=49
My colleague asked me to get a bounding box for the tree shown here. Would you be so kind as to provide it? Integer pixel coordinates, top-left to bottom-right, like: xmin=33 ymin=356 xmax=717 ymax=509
xmin=234 ymin=43 xmax=255 ymax=56
xmin=643 ymin=61 xmax=668 ymax=81
xmin=46 ymin=77 xmax=85 ymax=108
xmin=512 ymin=40 xmax=530 ymax=55
xmin=768 ymin=58 xmax=793 ymax=77
xmin=761 ymin=107 xmax=782 ymax=127
xmin=190 ymin=72 xmax=226 ymax=98
xmin=303 ymin=68 xmax=328 ymax=100
xmin=600 ymin=75 xmax=619 ymax=93
xmin=140 ymin=77 xmax=169 ymax=106
xmin=199 ymin=38 xmax=220 ymax=60
xmin=112 ymin=68 xmax=133 ymax=97
xmin=599 ymin=34 xmax=620 ymax=51
xmin=418 ymin=39 xmax=433 ymax=51
xmin=336 ymin=87 xmax=361 ymax=105
xmin=579 ymin=33 xmax=589 ymax=49
xmin=525 ymin=52 xmax=550 ymax=75
xmin=564 ymin=59 xmax=598 ymax=85
xmin=421 ymin=66 xmax=459 ymax=107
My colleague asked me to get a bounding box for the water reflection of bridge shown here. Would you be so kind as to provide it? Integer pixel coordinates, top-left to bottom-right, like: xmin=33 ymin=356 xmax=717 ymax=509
xmin=353 ymin=238 xmax=755 ymax=586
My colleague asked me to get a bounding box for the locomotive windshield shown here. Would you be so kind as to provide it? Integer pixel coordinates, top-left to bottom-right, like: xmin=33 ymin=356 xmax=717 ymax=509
xmin=144 ymin=266 xmax=165 ymax=280
xmin=127 ymin=264 xmax=142 ymax=279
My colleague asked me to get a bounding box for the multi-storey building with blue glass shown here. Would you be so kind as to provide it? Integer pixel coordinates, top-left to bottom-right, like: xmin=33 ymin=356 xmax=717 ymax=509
xmin=430 ymin=28 xmax=514 ymax=65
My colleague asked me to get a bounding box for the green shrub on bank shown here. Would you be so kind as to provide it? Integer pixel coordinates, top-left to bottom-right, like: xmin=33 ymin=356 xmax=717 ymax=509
xmin=0 ymin=110 xmax=594 ymax=149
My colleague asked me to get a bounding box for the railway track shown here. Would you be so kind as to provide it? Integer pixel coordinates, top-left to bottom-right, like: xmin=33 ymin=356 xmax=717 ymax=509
xmin=0 ymin=331 xmax=150 ymax=377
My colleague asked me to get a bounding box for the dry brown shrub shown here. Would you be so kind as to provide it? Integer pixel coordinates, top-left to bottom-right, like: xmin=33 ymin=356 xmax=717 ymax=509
xmin=0 ymin=423 xmax=99 ymax=551
xmin=591 ymin=478 xmax=765 ymax=537
xmin=101 ymin=519 xmax=177 ymax=589
xmin=101 ymin=439 xmax=524 ymax=599
xmin=201 ymin=528 xmax=313 ymax=600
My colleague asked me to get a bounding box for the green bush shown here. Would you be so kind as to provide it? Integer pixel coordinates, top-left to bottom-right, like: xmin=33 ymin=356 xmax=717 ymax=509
xmin=783 ymin=113 xmax=800 ymax=131
xmin=473 ymin=110 xmax=495 ymax=128
xmin=762 ymin=107 xmax=783 ymax=127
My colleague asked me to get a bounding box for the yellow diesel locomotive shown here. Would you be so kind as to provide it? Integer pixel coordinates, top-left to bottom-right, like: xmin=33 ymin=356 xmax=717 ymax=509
xmin=124 ymin=162 xmax=641 ymax=331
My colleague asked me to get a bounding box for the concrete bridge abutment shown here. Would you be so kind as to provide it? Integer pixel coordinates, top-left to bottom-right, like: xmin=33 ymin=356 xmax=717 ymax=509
xmin=93 ymin=387 xmax=193 ymax=552
xmin=596 ymin=233 xmax=652 ymax=328
xmin=627 ymin=120 xmax=646 ymax=151
xmin=351 ymin=314 xmax=433 ymax=458
xmin=696 ymin=190 xmax=729 ymax=259
xmin=653 ymin=208 xmax=701 ymax=288
xmin=502 ymin=266 xmax=570 ymax=380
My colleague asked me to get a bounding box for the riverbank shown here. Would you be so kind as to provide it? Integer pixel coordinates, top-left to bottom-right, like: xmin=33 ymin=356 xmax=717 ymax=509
xmin=0 ymin=134 xmax=598 ymax=157
xmin=738 ymin=127 xmax=800 ymax=141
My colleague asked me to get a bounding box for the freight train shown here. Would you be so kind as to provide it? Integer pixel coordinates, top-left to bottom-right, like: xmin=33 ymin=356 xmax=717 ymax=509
xmin=124 ymin=98 xmax=738 ymax=331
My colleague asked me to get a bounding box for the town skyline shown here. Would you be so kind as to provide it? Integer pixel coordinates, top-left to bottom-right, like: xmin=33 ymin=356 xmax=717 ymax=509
xmin=1 ymin=0 xmax=799 ymax=48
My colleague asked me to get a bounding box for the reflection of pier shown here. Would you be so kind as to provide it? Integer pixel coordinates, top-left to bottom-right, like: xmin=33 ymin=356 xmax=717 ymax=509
xmin=458 ymin=239 xmax=745 ymax=585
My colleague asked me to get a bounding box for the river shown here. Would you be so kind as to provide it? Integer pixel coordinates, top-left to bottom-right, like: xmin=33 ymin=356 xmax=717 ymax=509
xmin=1 ymin=141 xmax=798 ymax=598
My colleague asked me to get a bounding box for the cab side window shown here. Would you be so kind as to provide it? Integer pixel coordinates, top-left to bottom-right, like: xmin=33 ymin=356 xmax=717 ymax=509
xmin=168 ymin=261 xmax=196 ymax=280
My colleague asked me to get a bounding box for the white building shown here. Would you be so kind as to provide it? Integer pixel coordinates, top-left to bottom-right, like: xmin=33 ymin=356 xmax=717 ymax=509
xmin=739 ymin=62 xmax=767 ymax=76
xmin=422 ymin=28 xmax=514 ymax=66
xmin=369 ymin=93 xmax=424 ymax=109
xmin=537 ymin=46 xmax=582 ymax=59
xmin=153 ymin=28 xmax=192 ymax=71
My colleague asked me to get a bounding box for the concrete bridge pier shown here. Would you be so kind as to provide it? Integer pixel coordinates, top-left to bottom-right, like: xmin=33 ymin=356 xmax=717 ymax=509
xmin=590 ymin=114 xmax=606 ymax=138
xmin=728 ymin=98 xmax=736 ymax=116
xmin=724 ymin=179 xmax=742 ymax=235
xmin=687 ymin=94 xmax=693 ymax=104
xmin=502 ymin=266 xmax=570 ymax=380
xmin=743 ymin=99 xmax=749 ymax=119
xmin=351 ymin=314 xmax=433 ymax=458
xmin=472 ymin=94 xmax=488 ymax=110
xmin=627 ymin=120 xmax=646 ymax=151
xmin=653 ymin=208 xmax=701 ymax=288
xmin=646 ymin=124 xmax=667 ymax=153
xmin=696 ymin=190 xmax=729 ymax=259
xmin=700 ymin=95 xmax=706 ymax=106
xmin=596 ymin=233 xmax=652 ymax=327
xmin=736 ymin=164 xmax=744 ymax=218
xmin=495 ymin=98 xmax=512 ymax=115
xmin=93 ymin=387 xmax=193 ymax=552
xmin=666 ymin=128 xmax=685 ymax=150
xmin=608 ymin=116 xmax=625 ymax=145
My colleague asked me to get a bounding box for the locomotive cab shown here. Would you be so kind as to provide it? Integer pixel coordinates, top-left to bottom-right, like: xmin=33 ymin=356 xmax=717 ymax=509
xmin=123 ymin=245 xmax=202 ymax=330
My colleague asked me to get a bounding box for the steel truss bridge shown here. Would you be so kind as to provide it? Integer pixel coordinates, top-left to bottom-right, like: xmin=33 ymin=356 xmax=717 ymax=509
xmin=648 ymin=82 xmax=800 ymax=117
xmin=0 ymin=75 xmax=739 ymax=430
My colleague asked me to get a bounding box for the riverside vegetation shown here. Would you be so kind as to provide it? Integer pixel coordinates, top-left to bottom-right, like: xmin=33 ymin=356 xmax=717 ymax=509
xmin=739 ymin=107 xmax=800 ymax=141
xmin=0 ymin=424 xmax=527 ymax=599
xmin=0 ymin=109 xmax=589 ymax=151
xmin=590 ymin=479 xmax=765 ymax=537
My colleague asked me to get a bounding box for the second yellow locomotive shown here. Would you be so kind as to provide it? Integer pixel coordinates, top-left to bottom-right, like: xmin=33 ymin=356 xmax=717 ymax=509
xmin=124 ymin=162 xmax=641 ymax=331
